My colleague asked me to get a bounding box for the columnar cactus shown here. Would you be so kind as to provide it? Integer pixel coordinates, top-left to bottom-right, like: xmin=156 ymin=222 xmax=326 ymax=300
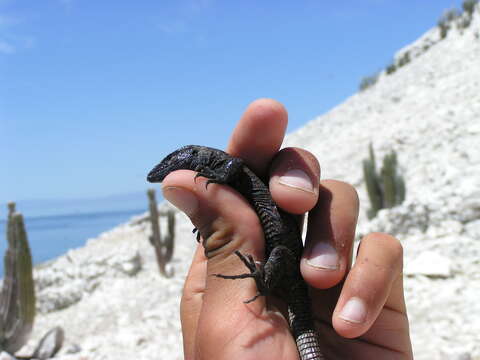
xmin=0 ymin=203 xmax=36 ymax=354
xmin=362 ymin=144 xmax=383 ymax=219
xmin=363 ymin=144 xmax=406 ymax=219
xmin=147 ymin=189 xmax=176 ymax=277
xmin=7 ymin=202 xmax=15 ymax=217
xmin=462 ymin=0 xmax=478 ymax=17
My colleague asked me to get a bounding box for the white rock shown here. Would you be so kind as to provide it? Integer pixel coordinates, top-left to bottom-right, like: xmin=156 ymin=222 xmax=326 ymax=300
xmin=405 ymin=251 xmax=452 ymax=278
xmin=0 ymin=352 xmax=15 ymax=360
xmin=439 ymin=348 xmax=472 ymax=360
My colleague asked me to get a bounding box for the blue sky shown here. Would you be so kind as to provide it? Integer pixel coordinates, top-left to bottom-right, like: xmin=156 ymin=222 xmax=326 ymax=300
xmin=1 ymin=0 xmax=465 ymax=204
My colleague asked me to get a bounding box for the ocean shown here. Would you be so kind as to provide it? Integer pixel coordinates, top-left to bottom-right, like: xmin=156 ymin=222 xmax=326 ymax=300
xmin=0 ymin=208 xmax=145 ymax=277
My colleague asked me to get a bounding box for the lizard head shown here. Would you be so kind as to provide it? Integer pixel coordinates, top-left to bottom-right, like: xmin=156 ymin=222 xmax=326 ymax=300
xmin=147 ymin=145 xmax=198 ymax=183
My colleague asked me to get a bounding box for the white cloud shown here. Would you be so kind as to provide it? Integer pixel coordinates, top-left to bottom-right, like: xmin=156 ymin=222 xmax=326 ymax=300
xmin=158 ymin=0 xmax=214 ymax=35
xmin=0 ymin=14 xmax=19 ymax=27
xmin=188 ymin=0 xmax=214 ymax=12
xmin=159 ymin=20 xmax=188 ymax=34
xmin=0 ymin=13 xmax=34 ymax=54
xmin=58 ymin=0 xmax=74 ymax=11
xmin=0 ymin=39 xmax=14 ymax=54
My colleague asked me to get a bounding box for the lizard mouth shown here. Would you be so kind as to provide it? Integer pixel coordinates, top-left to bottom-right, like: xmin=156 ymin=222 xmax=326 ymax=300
xmin=146 ymin=168 xmax=162 ymax=183
xmin=146 ymin=145 xmax=197 ymax=183
xmin=147 ymin=162 xmax=172 ymax=183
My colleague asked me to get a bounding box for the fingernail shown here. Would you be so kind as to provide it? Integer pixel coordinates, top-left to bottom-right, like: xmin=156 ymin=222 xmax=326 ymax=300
xmin=163 ymin=187 xmax=198 ymax=217
xmin=339 ymin=297 xmax=367 ymax=324
xmin=278 ymin=169 xmax=314 ymax=193
xmin=306 ymin=242 xmax=339 ymax=270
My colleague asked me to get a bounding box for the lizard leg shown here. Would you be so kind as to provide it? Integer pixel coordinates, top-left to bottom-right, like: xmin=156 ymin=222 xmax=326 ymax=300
xmin=214 ymin=246 xmax=297 ymax=304
xmin=213 ymin=251 xmax=266 ymax=303
xmin=194 ymin=158 xmax=244 ymax=189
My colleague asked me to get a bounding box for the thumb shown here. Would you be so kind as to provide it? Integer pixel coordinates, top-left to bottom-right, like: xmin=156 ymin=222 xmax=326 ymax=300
xmin=162 ymin=169 xmax=275 ymax=356
xmin=162 ymin=169 xmax=265 ymax=265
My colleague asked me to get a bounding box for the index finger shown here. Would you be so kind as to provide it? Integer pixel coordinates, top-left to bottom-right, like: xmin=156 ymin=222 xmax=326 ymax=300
xmin=227 ymin=98 xmax=288 ymax=177
xmin=227 ymin=99 xmax=320 ymax=216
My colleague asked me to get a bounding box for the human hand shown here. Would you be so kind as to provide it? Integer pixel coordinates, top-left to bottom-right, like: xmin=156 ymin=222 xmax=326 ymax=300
xmin=161 ymin=99 xmax=413 ymax=359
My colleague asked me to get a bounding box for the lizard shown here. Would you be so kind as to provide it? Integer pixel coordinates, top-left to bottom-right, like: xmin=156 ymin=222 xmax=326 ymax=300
xmin=147 ymin=145 xmax=327 ymax=360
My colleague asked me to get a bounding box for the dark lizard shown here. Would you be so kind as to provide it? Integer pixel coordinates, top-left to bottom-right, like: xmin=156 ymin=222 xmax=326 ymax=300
xmin=147 ymin=145 xmax=327 ymax=360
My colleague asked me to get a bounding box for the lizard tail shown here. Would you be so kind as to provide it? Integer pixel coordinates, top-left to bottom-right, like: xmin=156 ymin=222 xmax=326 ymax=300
xmin=288 ymin=285 xmax=327 ymax=360
xmin=295 ymin=329 xmax=326 ymax=360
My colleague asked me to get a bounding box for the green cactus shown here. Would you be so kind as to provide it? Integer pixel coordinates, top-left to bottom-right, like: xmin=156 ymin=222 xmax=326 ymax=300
xmin=395 ymin=174 xmax=406 ymax=205
xmin=7 ymin=202 xmax=15 ymax=217
xmin=0 ymin=203 xmax=36 ymax=354
xmin=147 ymin=189 xmax=176 ymax=277
xmin=462 ymin=0 xmax=478 ymax=17
xmin=363 ymin=145 xmax=406 ymax=219
xmin=382 ymin=152 xmax=397 ymax=208
xmin=385 ymin=62 xmax=397 ymax=75
xmin=362 ymin=144 xmax=384 ymax=219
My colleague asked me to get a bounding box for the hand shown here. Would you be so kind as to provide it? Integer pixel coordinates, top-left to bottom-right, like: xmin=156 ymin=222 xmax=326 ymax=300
xmin=161 ymin=99 xmax=413 ymax=359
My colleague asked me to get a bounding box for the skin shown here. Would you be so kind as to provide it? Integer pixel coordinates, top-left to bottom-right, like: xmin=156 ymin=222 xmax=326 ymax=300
xmin=161 ymin=99 xmax=413 ymax=360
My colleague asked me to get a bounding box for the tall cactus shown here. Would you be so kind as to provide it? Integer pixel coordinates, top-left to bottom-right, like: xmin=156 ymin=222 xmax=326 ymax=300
xmin=147 ymin=189 xmax=176 ymax=277
xmin=0 ymin=203 xmax=36 ymax=354
xmin=382 ymin=151 xmax=398 ymax=209
xmin=363 ymin=145 xmax=406 ymax=219
xmin=363 ymin=144 xmax=384 ymax=219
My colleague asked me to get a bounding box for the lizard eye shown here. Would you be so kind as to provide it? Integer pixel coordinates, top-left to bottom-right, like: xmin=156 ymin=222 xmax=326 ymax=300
xmin=225 ymin=158 xmax=243 ymax=171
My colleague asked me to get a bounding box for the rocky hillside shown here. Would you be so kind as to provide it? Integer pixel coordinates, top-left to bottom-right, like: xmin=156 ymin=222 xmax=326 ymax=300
xmin=12 ymin=4 xmax=480 ymax=360
xmin=283 ymin=7 xmax=480 ymax=359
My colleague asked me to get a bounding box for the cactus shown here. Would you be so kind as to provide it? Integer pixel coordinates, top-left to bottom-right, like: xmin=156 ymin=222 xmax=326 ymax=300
xmin=147 ymin=189 xmax=176 ymax=277
xmin=359 ymin=73 xmax=379 ymax=91
xmin=362 ymin=144 xmax=384 ymax=219
xmin=438 ymin=8 xmax=460 ymax=39
xmin=7 ymin=203 xmax=15 ymax=217
xmin=382 ymin=151 xmax=398 ymax=208
xmin=0 ymin=203 xmax=36 ymax=354
xmin=462 ymin=0 xmax=478 ymax=17
xmin=363 ymin=145 xmax=406 ymax=219
xmin=385 ymin=62 xmax=397 ymax=75
xmin=397 ymin=51 xmax=411 ymax=68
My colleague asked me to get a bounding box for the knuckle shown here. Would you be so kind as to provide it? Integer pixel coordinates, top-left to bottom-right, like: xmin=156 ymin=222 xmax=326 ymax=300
xmin=360 ymin=232 xmax=404 ymax=272
xmin=201 ymin=214 xmax=262 ymax=259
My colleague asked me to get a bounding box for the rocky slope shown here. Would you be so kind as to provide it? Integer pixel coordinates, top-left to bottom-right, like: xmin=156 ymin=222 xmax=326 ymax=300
xmin=13 ymin=6 xmax=480 ymax=360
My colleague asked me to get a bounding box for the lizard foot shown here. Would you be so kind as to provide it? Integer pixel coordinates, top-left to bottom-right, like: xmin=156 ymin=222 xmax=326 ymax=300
xmin=193 ymin=157 xmax=244 ymax=189
xmin=213 ymin=250 xmax=267 ymax=303
xmin=193 ymin=172 xmax=225 ymax=189
xmin=192 ymin=227 xmax=201 ymax=242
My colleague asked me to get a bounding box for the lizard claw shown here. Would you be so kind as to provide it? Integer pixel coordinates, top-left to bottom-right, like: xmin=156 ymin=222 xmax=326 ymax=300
xmin=243 ymin=292 xmax=262 ymax=304
xmin=192 ymin=227 xmax=201 ymax=242
xmin=193 ymin=173 xmax=220 ymax=189
xmin=194 ymin=173 xmax=204 ymax=183
xmin=213 ymin=250 xmax=268 ymax=302
xmin=205 ymin=179 xmax=220 ymax=189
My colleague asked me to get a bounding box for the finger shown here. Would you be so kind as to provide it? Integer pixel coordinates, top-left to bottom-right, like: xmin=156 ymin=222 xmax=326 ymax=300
xmin=301 ymin=180 xmax=359 ymax=289
xmin=332 ymin=232 xmax=405 ymax=339
xmin=162 ymin=170 xmax=291 ymax=357
xmin=268 ymin=147 xmax=320 ymax=214
xmin=227 ymin=98 xmax=288 ymax=177
xmin=180 ymin=244 xmax=208 ymax=359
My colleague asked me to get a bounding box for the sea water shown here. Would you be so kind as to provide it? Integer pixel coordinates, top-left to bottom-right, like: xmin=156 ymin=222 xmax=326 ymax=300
xmin=0 ymin=208 xmax=144 ymax=277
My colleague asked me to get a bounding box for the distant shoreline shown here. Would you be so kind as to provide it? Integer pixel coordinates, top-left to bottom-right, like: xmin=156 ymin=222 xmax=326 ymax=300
xmin=0 ymin=207 xmax=146 ymax=224
xmin=0 ymin=207 xmax=146 ymax=277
